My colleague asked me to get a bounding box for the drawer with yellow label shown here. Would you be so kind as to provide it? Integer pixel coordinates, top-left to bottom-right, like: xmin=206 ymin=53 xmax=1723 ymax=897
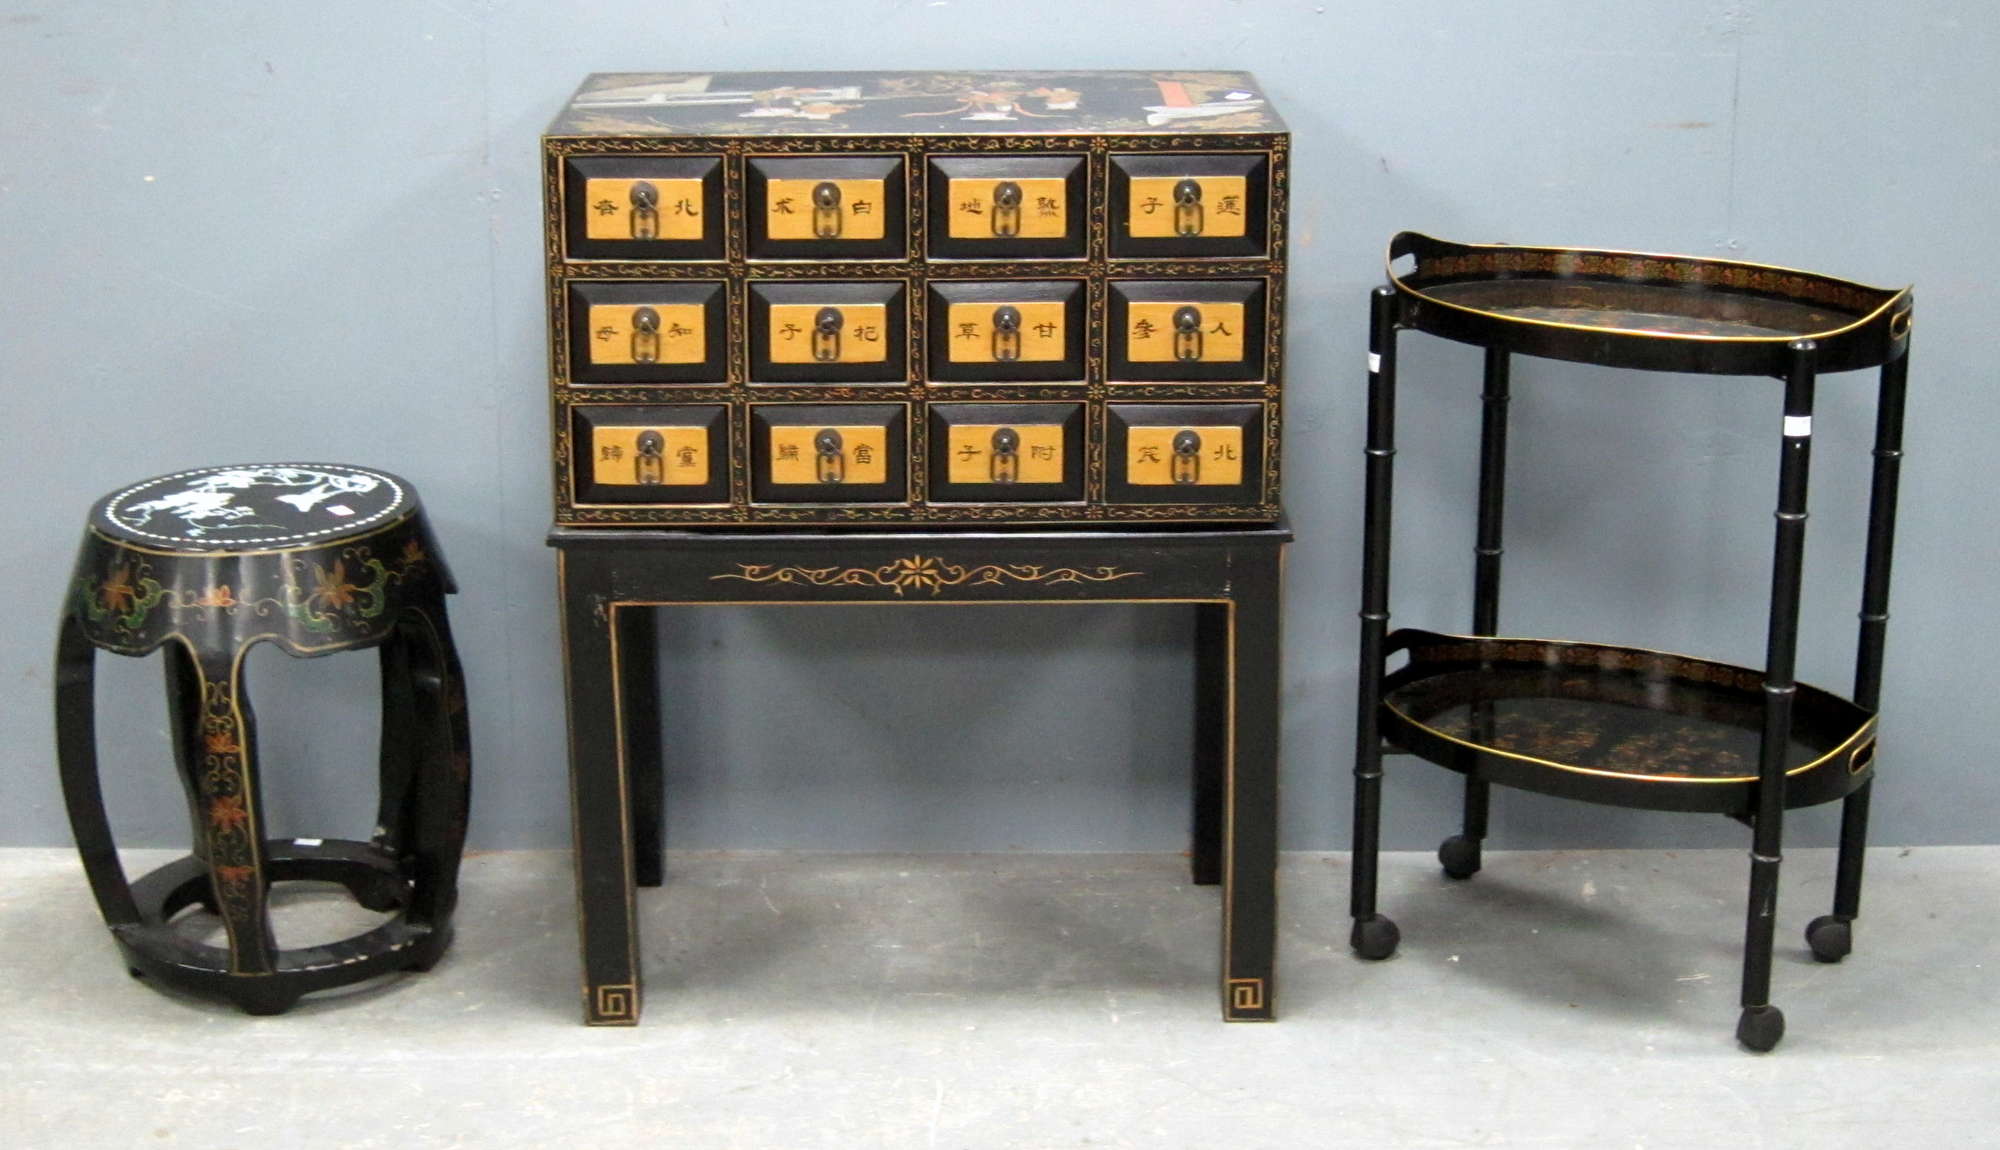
xmin=1108 ymin=280 xmax=1267 ymax=382
xmin=563 ymin=155 xmax=725 ymax=262
xmin=567 ymin=282 xmax=728 ymax=383
xmin=747 ymin=155 xmax=906 ymax=260
xmin=750 ymin=404 xmax=909 ymax=504
xmin=1106 ymin=403 xmax=1264 ymax=505
xmin=925 ymin=154 xmax=1086 ymax=260
xmin=571 ymin=404 xmax=730 ymax=504
xmin=927 ymin=403 xmax=1085 ymax=503
xmin=925 ymin=281 xmax=1085 ymax=383
xmin=748 ymin=282 xmax=908 ymax=384
xmin=1108 ymin=153 xmax=1269 ymax=259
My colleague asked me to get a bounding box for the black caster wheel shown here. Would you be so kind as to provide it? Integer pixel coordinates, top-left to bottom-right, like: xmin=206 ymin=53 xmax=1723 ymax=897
xmin=1806 ymin=915 xmax=1852 ymax=963
xmin=1736 ymin=1004 xmax=1786 ymax=1052
xmin=1350 ymin=914 xmax=1401 ymax=960
xmin=1438 ymin=835 xmax=1482 ymax=880
xmin=127 ymin=967 xmax=146 ymax=980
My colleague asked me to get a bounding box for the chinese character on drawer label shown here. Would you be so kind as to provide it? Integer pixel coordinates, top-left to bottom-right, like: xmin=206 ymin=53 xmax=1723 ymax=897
xmin=582 ymin=178 xmax=706 ymax=242
xmin=1125 ymin=302 xmax=1247 ymax=364
xmin=946 ymin=177 xmax=1068 ymax=239
xmin=946 ymin=424 xmax=1067 ymax=485
xmin=585 ymin=304 xmax=707 ymax=366
xmin=1125 ymin=175 xmax=1249 ymax=239
xmin=945 ymin=301 xmax=1067 ymax=364
xmin=766 ymin=303 xmax=891 ymax=365
xmin=767 ymin=425 xmax=890 ymax=485
xmin=764 ymin=178 xmax=888 ymax=241
xmin=591 ymin=426 xmax=710 ymax=486
xmin=1125 ymin=426 xmax=1244 ymax=486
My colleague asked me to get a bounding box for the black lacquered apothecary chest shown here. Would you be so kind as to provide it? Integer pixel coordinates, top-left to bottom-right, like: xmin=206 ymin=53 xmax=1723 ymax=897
xmin=541 ymin=70 xmax=1289 ymax=527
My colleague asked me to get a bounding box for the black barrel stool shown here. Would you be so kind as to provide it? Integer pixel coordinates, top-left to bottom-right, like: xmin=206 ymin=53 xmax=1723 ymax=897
xmin=54 ymin=463 xmax=470 ymax=1014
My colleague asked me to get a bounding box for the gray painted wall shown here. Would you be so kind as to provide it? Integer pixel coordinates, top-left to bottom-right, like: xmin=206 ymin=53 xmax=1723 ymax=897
xmin=4 ymin=2 xmax=1993 ymax=853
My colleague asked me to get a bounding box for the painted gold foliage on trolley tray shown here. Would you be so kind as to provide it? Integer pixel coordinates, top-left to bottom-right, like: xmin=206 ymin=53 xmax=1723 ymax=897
xmin=711 ymin=554 xmax=1143 ymax=596
xmin=1410 ymin=640 xmax=1765 ymax=693
xmin=1411 ymin=249 xmax=1887 ymax=315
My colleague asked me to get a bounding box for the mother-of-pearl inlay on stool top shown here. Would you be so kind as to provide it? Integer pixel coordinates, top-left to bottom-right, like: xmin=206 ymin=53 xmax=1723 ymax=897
xmin=97 ymin=463 xmax=412 ymax=550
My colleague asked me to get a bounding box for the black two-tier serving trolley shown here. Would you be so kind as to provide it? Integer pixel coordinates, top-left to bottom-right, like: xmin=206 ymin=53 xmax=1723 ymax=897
xmin=1346 ymin=232 xmax=1913 ymax=1051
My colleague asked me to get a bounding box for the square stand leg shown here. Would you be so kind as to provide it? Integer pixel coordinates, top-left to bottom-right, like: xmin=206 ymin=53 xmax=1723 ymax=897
xmin=553 ymin=523 xmax=1289 ymax=1025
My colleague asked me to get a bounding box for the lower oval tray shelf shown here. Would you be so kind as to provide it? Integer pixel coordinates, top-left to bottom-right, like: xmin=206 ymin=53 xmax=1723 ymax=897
xmin=1380 ymin=630 xmax=1876 ymax=814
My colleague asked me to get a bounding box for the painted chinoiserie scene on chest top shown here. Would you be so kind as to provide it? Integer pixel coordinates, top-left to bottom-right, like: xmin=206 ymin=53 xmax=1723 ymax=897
xmin=543 ymin=70 xmax=1289 ymax=527
xmin=547 ymin=71 xmax=1283 ymax=136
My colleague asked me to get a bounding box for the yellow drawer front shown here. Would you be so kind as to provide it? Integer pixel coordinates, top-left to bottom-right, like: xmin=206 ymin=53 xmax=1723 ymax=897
xmin=766 ymin=425 xmax=891 ymax=486
xmin=766 ymin=303 xmax=892 ymax=365
xmin=763 ymin=178 xmax=890 ymax=242
xmin=589 ymin=425 xmax=711 ymax=487
xmin=1124 ymin=175 xmax=1250 ymax=239
xmin=1123 ymin=301 xmax=1247 ymax=364
xmin=1125 ymin=426 xmax=1245 ymax=486
xmin=945 ymin=424 xmax=1067 ymax=485
xmin=945 ymin=177 xmax=1069 ymax=239
xmin=583 ymin=303 xmax=707 ymax=366
xmin=943 ymin=301 xmax=1068 ymax=364
xmin=581 ymin=177 xmax=707 ymax=242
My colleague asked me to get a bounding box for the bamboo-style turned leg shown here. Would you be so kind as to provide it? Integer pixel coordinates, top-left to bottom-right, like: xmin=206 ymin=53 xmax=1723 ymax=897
xmin=1736 ymin=339 xmax=1819 ymax=1053
xmin=1350 ymin=285 xmax=1401 ymax=961
xmin=1809 ymin=338 xmax=1909 ymax=964
xmin=1442 ymin=347 xmax=1512 ymax=882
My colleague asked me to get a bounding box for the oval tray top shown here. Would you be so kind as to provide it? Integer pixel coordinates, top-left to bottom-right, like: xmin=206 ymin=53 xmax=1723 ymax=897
xmin=1386 ymin=232 xmax=1911 ymax=375
xmin=1377 ymin=629 xmax=1876 ymax=814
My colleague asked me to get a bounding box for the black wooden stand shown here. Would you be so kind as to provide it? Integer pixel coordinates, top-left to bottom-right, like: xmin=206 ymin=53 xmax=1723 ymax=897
xmin=549 ymin=523 xmax=1288 ymax=1025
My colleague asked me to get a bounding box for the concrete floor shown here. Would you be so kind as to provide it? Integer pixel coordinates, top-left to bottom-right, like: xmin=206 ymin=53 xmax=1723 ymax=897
xmin=1 ymin=847 xmax=1993 ymax=1149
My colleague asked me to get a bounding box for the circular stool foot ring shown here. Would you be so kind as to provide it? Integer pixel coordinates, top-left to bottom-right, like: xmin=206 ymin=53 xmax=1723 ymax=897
xmin=114 ymin=838 xmax=450 ymax=1013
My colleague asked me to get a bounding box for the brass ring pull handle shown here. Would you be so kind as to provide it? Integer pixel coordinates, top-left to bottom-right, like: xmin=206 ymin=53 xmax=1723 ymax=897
xmin=629 ymin=180 xmax=659 ymax=240
xmin=1890 ymin=309 xmax=1913 ymax=340
xmin=1173 ymin=305 xmax=1204 ymax=362
xmin=991 ymin=305 xmax=1023 ymax=362
xmin=634 ymin=429 xmax=665 ymax=486
xmin=1172 ymin=178 xmax=1203 ymax=237
xmin=991 ymin=180 xmax=1023 ymax=237
xmin=813 ymin=428 xmax=846 ymax=483
xmin=1171 ymin=428 xmax=1202 ymax=485
xmin=812 ymin=306 xmax=844 ymax=362
xmin=811 ymin=181 xmax=843 ymax=239
xmin=990 ymin=426 xmax=1021 ymax=483
xmin=630 ymin=306 xmax=661 ymax=364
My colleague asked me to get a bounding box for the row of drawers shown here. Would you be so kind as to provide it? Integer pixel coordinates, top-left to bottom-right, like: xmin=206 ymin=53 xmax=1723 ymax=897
xmin=562 ymin=152 xmax=1272 ymax=262
xmin=573 ymin=401 xmax=1265 ymax=507
xmin=568 ymin=278 xmax=1269 ymax=384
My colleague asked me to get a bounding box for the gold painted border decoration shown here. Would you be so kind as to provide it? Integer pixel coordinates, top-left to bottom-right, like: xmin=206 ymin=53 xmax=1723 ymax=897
xmin=1227 ymin=977 xmax=1266 ymax=1012
xmin=709 ymin=554 xmax=1143 ymax=596
xmin=592 ymin=983 xmax=639 ymax=1023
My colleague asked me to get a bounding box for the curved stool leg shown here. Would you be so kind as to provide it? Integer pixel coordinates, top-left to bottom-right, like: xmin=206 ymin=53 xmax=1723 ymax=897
xmin=373 ymin=632 xmax=418 ymax=856
xmin=54 ymin=617 xmax=142 ymax=941
xmin=396 ymin=602 xmax=471 ymax=970
xmin=162 ymin=641 xmax=220 ymax=913
xmin=184 ymin=646 xmax=283 ymax=996
xmin=357 ymin=632 xmax=423 ymax=913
